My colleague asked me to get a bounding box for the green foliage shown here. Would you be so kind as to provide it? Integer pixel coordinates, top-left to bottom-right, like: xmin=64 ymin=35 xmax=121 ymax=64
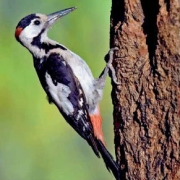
xmin=0 ymin=0 xmax=115 ymax=179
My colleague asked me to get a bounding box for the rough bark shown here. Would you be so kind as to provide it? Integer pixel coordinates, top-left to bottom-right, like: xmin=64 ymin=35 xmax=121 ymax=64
xmin=110 ymin=0 xmax=180 ymax=179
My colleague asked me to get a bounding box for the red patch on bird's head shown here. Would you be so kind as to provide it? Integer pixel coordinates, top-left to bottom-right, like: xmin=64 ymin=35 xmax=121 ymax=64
xmin=15 ymin=27 xmax=23 ymax=39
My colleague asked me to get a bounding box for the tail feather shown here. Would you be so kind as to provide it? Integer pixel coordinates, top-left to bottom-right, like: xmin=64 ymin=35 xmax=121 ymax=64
xmin=87 ymin=134 xmax=100 ymax=158
xmin=87 ymin=135 xmax=120 ymax=180
xmin=88 ymin=107 xmax=120 ymax=179
xmin=96 ymin=139 xmax=120 ymax=180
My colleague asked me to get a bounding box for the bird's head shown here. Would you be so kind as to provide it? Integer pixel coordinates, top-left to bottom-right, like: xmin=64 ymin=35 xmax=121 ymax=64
xmin=15 ymin=7 xmax=76 ymax=47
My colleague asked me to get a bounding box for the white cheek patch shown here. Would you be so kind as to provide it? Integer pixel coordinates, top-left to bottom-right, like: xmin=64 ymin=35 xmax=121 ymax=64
xmin=19 ymin=28 xmax=46 ymax=58
xmin=20 ymin=25 xmax=41 ymax=39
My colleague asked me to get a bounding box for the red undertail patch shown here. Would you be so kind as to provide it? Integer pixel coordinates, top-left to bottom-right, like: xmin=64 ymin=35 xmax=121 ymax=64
xmin=89 ymin=107 xmax=105 ymax=146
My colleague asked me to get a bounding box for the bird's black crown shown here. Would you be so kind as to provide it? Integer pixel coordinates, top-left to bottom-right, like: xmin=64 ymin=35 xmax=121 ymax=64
xmin=16 ymin=14 xmax=38 ymax=29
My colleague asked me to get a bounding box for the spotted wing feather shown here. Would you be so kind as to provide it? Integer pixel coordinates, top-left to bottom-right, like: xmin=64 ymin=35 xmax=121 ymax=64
xmin=45 ymin=53 xmax=100 ymax=157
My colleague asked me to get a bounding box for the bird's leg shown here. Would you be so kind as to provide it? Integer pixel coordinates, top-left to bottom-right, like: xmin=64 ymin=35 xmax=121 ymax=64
xmin=94 ymin=48 xmax=119 ymax=90
xmin=105 ymin=47 xmax=120 ymax=85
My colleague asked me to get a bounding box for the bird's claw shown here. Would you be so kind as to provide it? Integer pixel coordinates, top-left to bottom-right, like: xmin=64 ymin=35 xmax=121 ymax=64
xmin=105 ymin=47 xmax=120 ymax=85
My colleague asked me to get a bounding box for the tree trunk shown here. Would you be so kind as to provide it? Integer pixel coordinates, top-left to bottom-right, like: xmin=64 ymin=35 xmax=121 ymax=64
xmin=110 ymin=0 xmax=180 ymax=179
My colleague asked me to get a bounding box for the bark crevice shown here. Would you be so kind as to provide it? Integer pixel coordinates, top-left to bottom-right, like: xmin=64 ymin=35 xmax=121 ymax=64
xmin=140 ymin=0 xmax=159 ymax=71
xmin=110 ymin=0 xmax=180 ymax=179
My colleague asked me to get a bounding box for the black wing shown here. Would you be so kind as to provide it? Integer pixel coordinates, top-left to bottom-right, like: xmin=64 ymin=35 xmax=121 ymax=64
xmin=46 ymin=53 xmax=100 ymax=157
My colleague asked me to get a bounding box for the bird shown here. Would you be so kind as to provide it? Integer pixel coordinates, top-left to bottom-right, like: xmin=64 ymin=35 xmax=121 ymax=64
xmin=15 ymin=7 xmax=120 ymax=180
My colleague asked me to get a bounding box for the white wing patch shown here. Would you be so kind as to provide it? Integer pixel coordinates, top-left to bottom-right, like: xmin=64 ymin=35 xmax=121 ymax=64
xmin=78 ymin=97 xmax=84 ymax=107
xmin=76 ymin=110 xmax=84 ymax=120
xmin=45 ymin=72 xmax=74 ymax=115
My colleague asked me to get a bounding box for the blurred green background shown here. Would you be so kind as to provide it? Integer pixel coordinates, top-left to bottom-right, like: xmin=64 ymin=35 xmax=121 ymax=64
xmin=0 ymin=0 xmax=116 ymax=179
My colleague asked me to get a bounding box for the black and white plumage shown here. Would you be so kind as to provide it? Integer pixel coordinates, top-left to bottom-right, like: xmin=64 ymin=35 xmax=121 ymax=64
xmin=15 ymin=7 xmax=120 ymax=180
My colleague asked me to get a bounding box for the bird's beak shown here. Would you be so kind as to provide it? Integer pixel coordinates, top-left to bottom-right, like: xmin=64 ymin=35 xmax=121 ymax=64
xmin=46 ymin=7 xmax=77 ymax=28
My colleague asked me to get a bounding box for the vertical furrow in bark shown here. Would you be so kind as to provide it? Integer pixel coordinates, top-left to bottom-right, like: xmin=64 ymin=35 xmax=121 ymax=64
xmin=155 ymin=0 xmax=180 ymax=179
xmin=110 ymin=0 xmax=180 ymax=179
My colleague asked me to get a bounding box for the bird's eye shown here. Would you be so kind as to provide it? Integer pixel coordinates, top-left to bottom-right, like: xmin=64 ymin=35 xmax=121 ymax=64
xmin=34 ymin=20 xmax=41 ymax=25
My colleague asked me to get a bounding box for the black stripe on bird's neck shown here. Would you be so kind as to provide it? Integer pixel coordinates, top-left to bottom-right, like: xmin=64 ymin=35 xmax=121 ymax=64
xmin=31 ymin=31 xmax=67 ymax=53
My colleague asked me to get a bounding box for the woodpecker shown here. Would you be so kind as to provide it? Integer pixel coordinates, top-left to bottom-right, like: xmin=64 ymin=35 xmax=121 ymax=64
xmin=15 ymin=7 xmax=120 ymax=180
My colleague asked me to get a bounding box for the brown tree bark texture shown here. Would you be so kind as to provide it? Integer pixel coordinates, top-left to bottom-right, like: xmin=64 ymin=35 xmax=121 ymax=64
xmin=110 ymin=0 xmax=180 ymax=179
